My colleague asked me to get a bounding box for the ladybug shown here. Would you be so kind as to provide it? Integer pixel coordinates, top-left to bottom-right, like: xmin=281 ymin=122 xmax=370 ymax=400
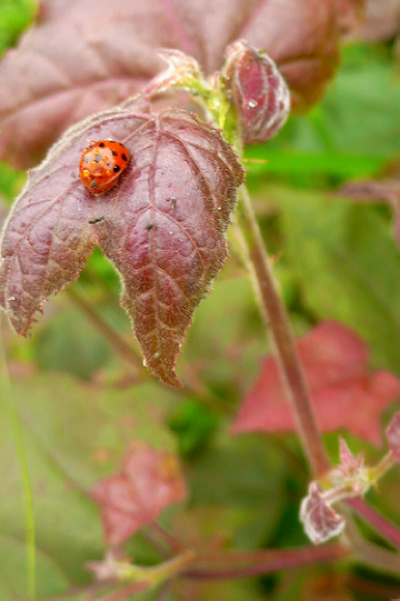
xmin=79 ymin=139 xmax=130 ymax=195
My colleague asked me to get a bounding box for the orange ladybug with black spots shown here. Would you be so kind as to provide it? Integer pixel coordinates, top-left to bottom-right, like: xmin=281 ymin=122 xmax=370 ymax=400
xmin=79 ymin=139 xmax=130 ymax=195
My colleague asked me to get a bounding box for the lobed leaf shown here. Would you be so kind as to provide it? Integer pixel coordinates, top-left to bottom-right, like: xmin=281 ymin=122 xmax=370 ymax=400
xmin=92 ymin=443 xmax=186 ymax=546
xmin=232 ymin=320 xmax=400 ymax=444
xmin=0 ymin=102 xmax=244 ymax=386
xmin=0 ymin=0 xmax=341 ymax=168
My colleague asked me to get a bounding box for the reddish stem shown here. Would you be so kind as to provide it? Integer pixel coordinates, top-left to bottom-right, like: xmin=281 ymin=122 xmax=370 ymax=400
xmin=146 ymin=522 xmax=186 ymax=556
xmin=101 ymin=581 xmax=149 ymax=601
xmin=346 ymin=497 xmax=400 ymax=549
xmin=184 ymin=543 xmax=348 ymax=580
xmin=234 ymin=186 xmax=330 ymax=477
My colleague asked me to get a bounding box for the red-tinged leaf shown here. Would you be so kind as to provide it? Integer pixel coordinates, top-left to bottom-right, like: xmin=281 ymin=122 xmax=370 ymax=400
xmin=0 ymin=0 xmax=341 ymax=168
xmin=0 ymin=100 xmax=149 ymax=335
xmin=334 ymin=0 xmax=365 ymax=34
xmin=351 ymin=0 xmax=399 ymax=42
xmin=91 ymin=443 xmax=186 ymax=546
xmin=97 ymin=110 xmax=244 ymax=386
xmin=385 ymin=412 xmax=400 ymax=462
xmin=0 ymin=103 xmax=243 ymax=387
xmin=221 ymin=41 xmax=290 ymax=145
xmin=300 ymin=482 xmax=345 ymax=544
xmin=338 ymin=437 xmax=364 ymax=478
xmin=335 ymin=437 xmax=369 ymax=495
xmin=232 ymin=320 xmax=400 ymax=445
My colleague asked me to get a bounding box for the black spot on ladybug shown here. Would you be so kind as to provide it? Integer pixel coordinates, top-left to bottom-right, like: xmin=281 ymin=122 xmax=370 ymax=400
xmin=113 ymin=165 xmax=120 ymax=173
xmin=99 ymin=142 xmax=105 ymax=148
xmin=121 ymin=154 xmax=128 ymax=162
xmin=112 ymin=150 xmax=118 ymax=156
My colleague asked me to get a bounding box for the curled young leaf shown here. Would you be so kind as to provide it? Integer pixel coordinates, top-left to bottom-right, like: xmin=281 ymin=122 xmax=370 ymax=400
xmin=0 ymin=101 xmax=244 ymax=387
xmin=332 ymin=437 xmax=369 ymax=495
xmin=300 ymin=482 xmax=346 ymax=545
xmin=221 ymin=40 xmax=290 ymax=145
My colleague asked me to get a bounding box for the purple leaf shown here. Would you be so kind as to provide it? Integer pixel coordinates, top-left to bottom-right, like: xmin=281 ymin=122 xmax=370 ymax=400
xmin=0 ymin=0 xmax=341 ymax=168
xmin=0 ymin=101 xmax=244 ymax=386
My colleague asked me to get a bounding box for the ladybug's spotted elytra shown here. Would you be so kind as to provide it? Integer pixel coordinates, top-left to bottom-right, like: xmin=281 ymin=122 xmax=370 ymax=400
xmin=79 ymin=139 xmax=130 ymax=195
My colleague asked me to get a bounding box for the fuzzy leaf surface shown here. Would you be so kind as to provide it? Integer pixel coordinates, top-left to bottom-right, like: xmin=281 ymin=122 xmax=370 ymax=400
xmin=300 ymin=482 xmax=345 ymax=544
xmin=0 ymin=0 xmax=341 ymax=168
xmin=0 ymin=104 xmax=243 ymax=386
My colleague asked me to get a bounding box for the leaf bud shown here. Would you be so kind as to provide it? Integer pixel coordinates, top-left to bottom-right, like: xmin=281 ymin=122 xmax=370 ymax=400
xmin=221 ymin=39 xmax=290 ymax=145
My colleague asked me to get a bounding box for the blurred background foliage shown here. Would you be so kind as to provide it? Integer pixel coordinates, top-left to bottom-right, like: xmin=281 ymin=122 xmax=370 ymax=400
xmin=0 ymin=1 xmax=399 ymax=599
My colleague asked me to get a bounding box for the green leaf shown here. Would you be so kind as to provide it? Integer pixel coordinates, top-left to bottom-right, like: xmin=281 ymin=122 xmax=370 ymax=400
xmin=245 ymin=149 xmax=385 ymax=180
xmin=0 ymin=0 xmax=37 ymax=57
xmin=182 ymin=275 xmax=266 ymax=395
xmin=320 ymin=45 xmax=400 ymax=157
xmin=276 ymin=188 xmax=400 ymax=374
xmin=184 ymin=433 xmax=286 ymax=549
xmin=245 ymin=44 xmax=398 ymax=188
xmin=168 ymin=399 xmax=218 ymax=456
xmin=0 ymin=160 xmax=25 ymax=201
xmin=0 ymin=374 xmax=176 ymax=596
xmin=33 ymin=305 xmax=112 ymax=380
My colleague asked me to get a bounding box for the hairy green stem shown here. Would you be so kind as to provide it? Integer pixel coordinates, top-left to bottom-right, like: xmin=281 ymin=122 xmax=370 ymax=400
xmin=369 ymin=451 xmax=396 ymax=482
xmin=233 ymin=185 xmax=330 ymax=477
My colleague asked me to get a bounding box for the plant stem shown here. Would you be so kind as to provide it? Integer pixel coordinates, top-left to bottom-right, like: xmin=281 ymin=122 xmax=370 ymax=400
xmin=233 ymin=185 xmax=330 ymax=477
xmin=346 ymin=497 xmax=400 ymax=549
xmin=101 ymin=581 xmax=149 ymax=601
xmin=184 ymin=543 xmax=348 ymax=580
xmin=344 ymin=517 xmax=400 ymax=576
xmin=147 ymin=522 xmax=186 ymax=555
xmin=369 ymin=450 xmax=396 ymax=482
